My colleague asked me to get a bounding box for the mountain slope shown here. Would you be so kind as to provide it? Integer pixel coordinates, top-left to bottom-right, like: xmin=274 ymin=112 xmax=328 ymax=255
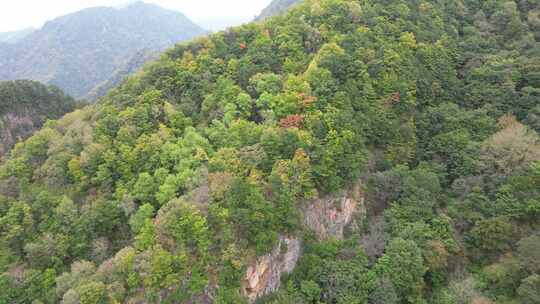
xmin=0 ymin=0 xmax=539 ymax=303
xmin=0 ymin=2 xmax=206 ymax=99
xmin=86 ymin=49 xmax=160 ymax=101
xmin=0 ymin=80 xmax=77 ymax=157
xmin=255 ymin=0 xmax=301 ymax=20
xmin=0 ymin=28 xmax=35 ymax=44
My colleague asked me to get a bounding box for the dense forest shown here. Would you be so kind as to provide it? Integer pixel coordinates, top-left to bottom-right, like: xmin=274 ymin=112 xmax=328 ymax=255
xmin=0 ymin=0 xmax=539 ymax=303
xmin=0 ymin=80 xmax=77 ymax=157
xmin=0 ymin=2 xmax=206 ymax=99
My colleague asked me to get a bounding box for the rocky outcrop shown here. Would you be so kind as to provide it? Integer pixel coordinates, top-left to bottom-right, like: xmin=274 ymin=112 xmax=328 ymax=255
xmin=241 ymin=236 xmax=301 ymax=302
xmin=241 ymin=180 xmax=365 ymax=302
xmin=304 ymin=181 xmax=366 ymax=240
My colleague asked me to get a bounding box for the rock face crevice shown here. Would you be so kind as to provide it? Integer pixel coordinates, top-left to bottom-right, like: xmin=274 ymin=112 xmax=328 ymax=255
xmin=241 ymin=181 xmax=365 ymax=302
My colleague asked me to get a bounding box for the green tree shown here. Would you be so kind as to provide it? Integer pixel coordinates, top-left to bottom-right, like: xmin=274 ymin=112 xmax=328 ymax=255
xmin=517 ymin=274 xmax=540 ymax=304
xmin=135 ymin=219 xmax=156 ymax=251
xmin=517 ymin=235 xmax=540 ymax=273
xmin=133 ymin=173 xmax=157 ymax=204
xmin=375 ymin=238 xmax=427 ymax=303
xmin=467 ymin=216 xmax=515 ymax=257
xmin=77 ymin=281 xmax=108 ymax=304
xmin=129 ymin=203 xmax=155 ymax=234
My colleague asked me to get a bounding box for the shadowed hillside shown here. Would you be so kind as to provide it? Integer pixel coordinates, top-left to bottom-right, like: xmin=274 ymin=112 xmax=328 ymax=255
xmin=0 ymin=80 xmax=77 ymax=156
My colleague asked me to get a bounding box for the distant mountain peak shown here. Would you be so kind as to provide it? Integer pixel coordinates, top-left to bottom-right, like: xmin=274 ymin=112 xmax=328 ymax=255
xmin=255 ymin=0 xmax=302 ymax=21
xmin=0 ymin=2 xmax=206 ymax=99
xmin=116 ymin=0 xmax=146 ymax=9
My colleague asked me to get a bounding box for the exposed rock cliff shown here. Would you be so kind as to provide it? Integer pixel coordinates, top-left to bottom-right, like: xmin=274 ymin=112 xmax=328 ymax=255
xmin=241 ymin=236 xmax=301 ymax=302
xmin=241 ymin=180 xmax=365 ymax=302
xmin=304 ymin=181 xmax=366 ymax=240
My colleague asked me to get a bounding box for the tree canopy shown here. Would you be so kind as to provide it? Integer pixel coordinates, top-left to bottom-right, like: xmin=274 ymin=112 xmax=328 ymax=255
xmin=0 ymin=0 xmax=539 ymax=303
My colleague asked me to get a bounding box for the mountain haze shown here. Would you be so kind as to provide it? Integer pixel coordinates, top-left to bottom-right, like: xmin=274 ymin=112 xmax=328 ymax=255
xmin=0 ymin=2 xmax=206 ymax=99
xmin=0 ymin=28 xmax=35 ymax=44
xmin=86 ymin=49 xmax=160 ymax=101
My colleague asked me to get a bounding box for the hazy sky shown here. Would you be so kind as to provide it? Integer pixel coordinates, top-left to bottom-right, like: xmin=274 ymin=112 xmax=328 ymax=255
xmin=0 ymin=0 xmax=271 ymax=32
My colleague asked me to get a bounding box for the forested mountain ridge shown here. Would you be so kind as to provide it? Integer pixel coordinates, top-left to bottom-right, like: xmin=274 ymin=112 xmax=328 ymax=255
xmin=0 ymin=2 xmax=206 ymax=99
xmin=0 ymin=0 xmax=539 ymax=303
xmin=255 ymin=0 xmax=302 ymax=20
xmin=0 ymin=80 xmax=77 ymax=157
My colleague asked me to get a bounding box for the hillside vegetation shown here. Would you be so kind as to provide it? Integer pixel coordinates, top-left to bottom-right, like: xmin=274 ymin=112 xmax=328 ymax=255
xmin=0 ymin=80 xmax=77 ymax=157
xmin=0 ymin=0 xmax=539 ymax=303
xmin=0 ymin=2 xmax=206 ymax=99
